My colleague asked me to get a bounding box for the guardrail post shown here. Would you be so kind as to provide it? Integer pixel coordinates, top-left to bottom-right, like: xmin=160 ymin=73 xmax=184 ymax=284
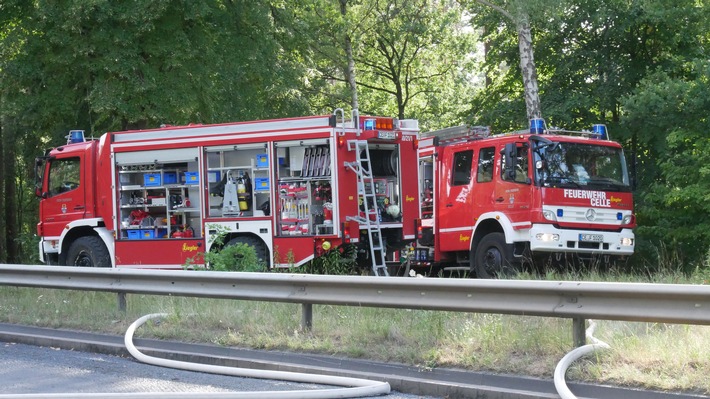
xmin=572 ymin=317 xmax=586 ymax=347
xmin=301 ymin=303 xmax=313 ymax=331
xmin=117 ymin=292 xmax=127 ymax=312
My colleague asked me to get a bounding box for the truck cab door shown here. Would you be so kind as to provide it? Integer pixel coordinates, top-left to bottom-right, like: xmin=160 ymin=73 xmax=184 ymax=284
xmin=40 ymin=155 xmax=86 ymax=237
xmin=437 ymin=146 xmax=475 ymax=252
xmin=493 ymin=142 xmax=533 ymax=225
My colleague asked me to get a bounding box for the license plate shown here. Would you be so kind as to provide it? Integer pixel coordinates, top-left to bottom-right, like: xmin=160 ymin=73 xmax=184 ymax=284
xmin=377 ymin=131 xmax=396 ymax=140
xmin=579 ymin=234 xmax=603 ymax=242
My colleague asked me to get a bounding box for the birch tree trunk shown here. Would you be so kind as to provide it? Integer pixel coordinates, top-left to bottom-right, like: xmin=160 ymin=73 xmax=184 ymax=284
xmin=339 ymin=0 xmax=359 ymax=111
xmin=517 ymin=16 xmax=541 ymax=120
xmin=475 ymin=0 xmax=541 ymax=120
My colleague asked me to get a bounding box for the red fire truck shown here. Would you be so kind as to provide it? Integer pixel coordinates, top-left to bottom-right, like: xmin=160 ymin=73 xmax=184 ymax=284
xmin=414 ymin=119 xmax=635 ymax=277
xmin=34 ymin=110 xmax=420 ymax=276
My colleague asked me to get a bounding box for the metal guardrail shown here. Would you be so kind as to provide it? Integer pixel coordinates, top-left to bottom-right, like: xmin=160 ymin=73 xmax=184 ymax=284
xmin=1 ymin=264 xmax=709 ymax=346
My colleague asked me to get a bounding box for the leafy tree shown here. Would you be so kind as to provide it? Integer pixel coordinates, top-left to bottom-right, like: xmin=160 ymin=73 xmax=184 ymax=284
xmin=280 ymin=0 xmax=476 ymax=127
xmin=466 ymin=0 xmax=549 ymax=121
xmin=621 ymin=61 xmax=710 ymax=267
xmin=0 ymin=0 xmax=312 ymax=263
xmin=467 ymin=0 xmax=706 ymax=131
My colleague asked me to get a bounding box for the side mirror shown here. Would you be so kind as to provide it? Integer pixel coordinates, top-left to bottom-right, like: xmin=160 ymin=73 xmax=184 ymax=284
xmin=504 ymin=143 xmax=517 ymax=180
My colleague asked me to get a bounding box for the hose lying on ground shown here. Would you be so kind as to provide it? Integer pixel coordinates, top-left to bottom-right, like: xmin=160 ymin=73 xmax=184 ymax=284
xmin=553 ymin=320 xmax=610 ymax=399
xmin=1 ymin=313 xmax=391 ymax=399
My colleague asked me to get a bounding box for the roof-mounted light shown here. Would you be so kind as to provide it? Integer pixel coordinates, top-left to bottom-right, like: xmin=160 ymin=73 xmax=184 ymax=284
xmin=66 ymin=130 xmax=85 ymax=144
xmin=361 ymin=117 xmax=396 ymax=131
xmin=530 ymin=118 xmax=546 ymax=134
xmin=592 ymin=124 xmax=608 ymax=140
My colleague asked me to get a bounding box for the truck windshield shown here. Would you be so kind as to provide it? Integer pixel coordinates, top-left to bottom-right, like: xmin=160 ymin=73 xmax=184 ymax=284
xmin=534 ymin=142 xmax=631 ymax=192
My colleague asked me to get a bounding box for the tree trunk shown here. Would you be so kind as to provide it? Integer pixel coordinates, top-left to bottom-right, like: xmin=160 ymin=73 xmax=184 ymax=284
xmin=0 ymin=96 xmax=7 ymax=263
xmin=516 ymin=16 xmax=541 ymax=120
xmin=2 ymin=117 xmax=18 ymax=263
xmin=0 ymin=101 xmax=7 ymax=263
xmin=339 ymin=0 xmax=359 ymax=111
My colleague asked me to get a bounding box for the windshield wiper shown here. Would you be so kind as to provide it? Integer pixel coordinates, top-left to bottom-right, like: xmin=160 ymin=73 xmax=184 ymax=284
xmin=543 ymin=176 xmax=582 ymax=188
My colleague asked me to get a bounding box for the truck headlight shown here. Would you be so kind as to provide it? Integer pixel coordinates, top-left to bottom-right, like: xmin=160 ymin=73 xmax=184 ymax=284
xmin=536 ymin=233 xmax=560 ymax=242
xmin=620 ymin=237 xmax=634 ymax=246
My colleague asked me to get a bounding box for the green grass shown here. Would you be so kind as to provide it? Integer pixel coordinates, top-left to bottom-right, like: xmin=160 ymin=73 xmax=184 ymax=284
xmin=0 ymin=267 xmax=709 ymax=395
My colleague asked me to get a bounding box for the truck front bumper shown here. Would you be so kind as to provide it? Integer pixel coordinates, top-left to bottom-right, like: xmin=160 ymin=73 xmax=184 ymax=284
xmin=527 ymin=224 xmax=634 ymax=256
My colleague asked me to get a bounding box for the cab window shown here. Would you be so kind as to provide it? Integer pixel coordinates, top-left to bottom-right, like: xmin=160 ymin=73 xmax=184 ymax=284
xmin=477 ymin=147 xmax=495 ymax=183
xmin=451 ymin=150 xmax=473 ymax=186
xmin=500 ymin=144 xmax=529 ymax=183
xmin=48 ymin=158 xmax=80 ymax=196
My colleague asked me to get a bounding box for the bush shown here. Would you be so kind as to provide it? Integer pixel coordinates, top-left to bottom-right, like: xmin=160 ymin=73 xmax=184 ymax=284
xmin=185 ymin=226 xmax=267 ymax=272
xmin=291 ymin=244 xmax=358 ymax=275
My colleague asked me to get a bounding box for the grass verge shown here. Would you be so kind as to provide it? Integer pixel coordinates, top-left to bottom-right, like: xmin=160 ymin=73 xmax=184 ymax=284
xmin=0 ymin=268 xmax=708 ymax=395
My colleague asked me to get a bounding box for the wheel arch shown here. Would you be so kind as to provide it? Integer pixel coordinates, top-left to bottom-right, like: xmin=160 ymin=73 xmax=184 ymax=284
xmin=222 ymin=232 xmax=271 ymax=268
xmin=59 ymin=219 xmax=115 ymax=267
xmin=470 ymin=216 xmax=507 ymax=254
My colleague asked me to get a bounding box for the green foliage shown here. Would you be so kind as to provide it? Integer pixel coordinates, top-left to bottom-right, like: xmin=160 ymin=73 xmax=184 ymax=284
xmin=622 ymin=60 xmax=710 ymax=268
xmin=202 ymin=242 xmax=267 ymax=272
xmin=185 ymin=225 xmax=267 ymax=272
xmin=2 ymin=0 xmax=710 ymax=272
xmin=291 ymin=244 xmax=358 ymax=275
xmin=467 ymin=0 xmax=707 ymax=131
xmin=278 ymin=0 xmax=477 ymax=128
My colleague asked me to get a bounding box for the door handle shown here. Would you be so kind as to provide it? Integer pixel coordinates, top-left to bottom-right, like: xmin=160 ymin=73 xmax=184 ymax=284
xmin=495 ymin=197 xmax=505 ymax=203
xmin=74 ymin=205 xmax=85 ymax=211
xmin=446 ymin=203 xmax=453 ymax=207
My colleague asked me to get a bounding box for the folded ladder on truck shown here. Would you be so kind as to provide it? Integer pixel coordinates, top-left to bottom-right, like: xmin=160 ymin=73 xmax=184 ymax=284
xmin=345 ymin=140 xmax=389 ymax=277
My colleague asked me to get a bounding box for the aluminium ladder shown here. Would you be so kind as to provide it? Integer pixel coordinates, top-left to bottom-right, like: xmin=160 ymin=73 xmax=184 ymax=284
xmin=345 ymin=140 xmax=389 ymax=276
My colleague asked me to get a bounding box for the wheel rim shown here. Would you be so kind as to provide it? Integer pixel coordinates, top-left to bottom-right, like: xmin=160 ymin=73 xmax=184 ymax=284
xmin=482 ymin=246 xmax=503 ymax=276
xmin=74 ymin=250 xmax=94 ymax=267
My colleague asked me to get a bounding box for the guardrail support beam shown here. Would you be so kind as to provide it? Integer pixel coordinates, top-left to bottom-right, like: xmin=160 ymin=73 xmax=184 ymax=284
xmin=572 ymin=318 xmax=586 ymax=347
xmin=117 ymin=292 xmax=127 ymax=312
xmin=301 ymin=303 xmax=313 ymax=331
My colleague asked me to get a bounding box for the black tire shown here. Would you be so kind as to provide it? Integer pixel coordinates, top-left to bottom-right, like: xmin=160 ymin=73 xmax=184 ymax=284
xmin=472 ymin=233 xmax=515 ymax=279
xmin=226 ymin=236 xmax=270 ymax=269
xmin=65 ymin=236 xmax=111 ymax=267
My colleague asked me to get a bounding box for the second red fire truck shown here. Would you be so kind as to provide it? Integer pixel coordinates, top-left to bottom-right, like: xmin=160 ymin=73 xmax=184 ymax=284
xmin=413 ymin=119 xmax=635 ymax=277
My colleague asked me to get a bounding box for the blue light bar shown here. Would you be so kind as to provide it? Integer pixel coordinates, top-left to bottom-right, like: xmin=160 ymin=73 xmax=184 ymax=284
xmin=530 ymin=118 xmax=545 ymax=134
xmin=68 ymin=130 xmax=85 ymax=144
xmin=363 ymin=119 xmax=375 ymax=131
xmin=592 ymin=124 xmax=608 ymax=140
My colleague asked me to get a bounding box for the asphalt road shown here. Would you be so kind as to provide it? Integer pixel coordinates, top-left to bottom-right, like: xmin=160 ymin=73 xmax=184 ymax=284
xmin=1 ymin=323 xmax=708 ymax=399
xmin=0 ymin=341 xmax=435 ymax=398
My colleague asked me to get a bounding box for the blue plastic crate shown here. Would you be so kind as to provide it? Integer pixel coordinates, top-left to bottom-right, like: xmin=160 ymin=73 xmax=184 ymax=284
xmin=184 ymin=172 xmax=199 ymax=185
xmin=140 ymin=229 xmax=155 ymax=239
xmin=254 ymin=177 xmax=270 ymax=191
xmin=127 ymin=230 xmax=141 ymax=239
xmin=144 ymin=173 xmax=161 ymax=187
xmin=256 ymin=153 xmax=268 ymax=168
xmin=163 ymin=172 xmax=177 ymax=184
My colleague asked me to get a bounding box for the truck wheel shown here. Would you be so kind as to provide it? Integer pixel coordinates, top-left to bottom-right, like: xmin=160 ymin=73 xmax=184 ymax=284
xmin=65 ymin=236 xmax=111 ymax=267
xmin=472 ymin=233 xmax=514 ymax=279
xmin=226 ymin=236 xmax=270 ymax=269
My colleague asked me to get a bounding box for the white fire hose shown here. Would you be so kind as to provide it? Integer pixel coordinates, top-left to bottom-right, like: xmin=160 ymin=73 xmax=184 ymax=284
xmin=1 ymin=313 xmax=390 ymax=399
xmin=553 ymin=320 xmax=610 ymax=399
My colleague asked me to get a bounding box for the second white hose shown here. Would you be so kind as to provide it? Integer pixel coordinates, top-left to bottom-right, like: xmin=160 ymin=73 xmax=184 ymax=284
xmin=553 ymin=320 xmax=610 ymax=399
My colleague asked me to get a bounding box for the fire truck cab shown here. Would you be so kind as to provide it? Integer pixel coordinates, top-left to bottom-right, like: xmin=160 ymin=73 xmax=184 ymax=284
xmin=415 ymin=120 xmax=636 ymax=277
xmin=35 ymin=110 xmax=420 ymax=276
